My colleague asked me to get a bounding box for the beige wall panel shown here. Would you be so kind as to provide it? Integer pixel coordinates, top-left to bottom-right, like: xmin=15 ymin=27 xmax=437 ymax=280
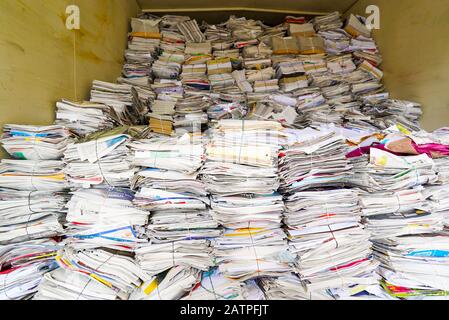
xmin=347 ymin=0 xmax=449 ymax=131
xmin=0 ymin=0 xmax=140 ymax=158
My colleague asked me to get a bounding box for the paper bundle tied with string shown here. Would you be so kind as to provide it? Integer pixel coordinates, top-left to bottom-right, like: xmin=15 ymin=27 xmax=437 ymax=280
xmin=298 ymin=35 xmax=326 ymax=55
xmin=289 ymin=23 xmax=316 ymax=37
xmin=344 ymin=14 xmax=371 ymax=38
xmin=271 ymin=37 xmax=300 ymax=55
xmin=130 ymin=18 xmax=161 ymax=39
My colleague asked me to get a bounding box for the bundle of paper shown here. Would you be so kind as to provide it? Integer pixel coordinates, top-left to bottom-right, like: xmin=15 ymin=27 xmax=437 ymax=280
xmin=243 ymin=58 xmax=272 ymax=70
xmin=135 ymin=240 xmax=214 ymax=275
xmin=152 ymin=59 xmax=182 ymax=80
xmin=64 ymin=133 xmax=134 ymax=188
xmin=360 ymin=188 xmax=431 ymax=217
xmin=214 ymin=238 xmax=295 ymax=281
xmin=279 ymin=129 xmax=351 ymax=194
xmin=312 ymin=11 xmax=343 ymax=32
xmin=160 ymin=30 xmax=186 ymax=53
xmin=319 ymin=30 xmax=351 ymax=55
xmin=145 ymin=209 xmax=222 ymax=243
xmin=364 ymin=149 xmax=437 ymax=191
xmin=253 ymin=79 xmax=280 ymax=93
xmin=271 ymin=37 xmax=300 ymax=55
xmin=34 ymin=247 xmax=152 ymax=300
xmin=133 ymin=188 xmax=209 ymax=213
xmin=0 ymin=239 xmax=61 ymax=300
xmin=208 ymin=73 xmax=235 ymax=89
xmin=288 ymin=221 xmax=380 ymax=299
xmin=243 ymin=43 xmax=273 ymax=59
xmin=129 ymin=137 xmax=205 ymax=174
xmin=245 ymin=67 xmax=275 ymax=83
xmin=366 ymin=211 xmax=445 ymax=240
xmin=279 ymin=76 xmax=309 ymax=92
xmin=275 ymin=61 xmax=305 ymax=78
xmin=201 ymin=162 xmax=279 ymax=195
xmin=0 ymin=188 xmax=67 ymax=244
xmin=64 ymin=188 xmax=149 ymax=244
xmin=183 ymin=268 xmax=265 ymax=300
xmin=55 ymin=99 xmax=118 ymax=136
xmin=289 ymin=23 xmax=316 ymax=37
xmin=130 ymin=266 xmax=200 ymax=300
xmin=375 ymin=235 xmax=449 ymax=299
xmin=0 ymin=159 xmax=67 ymax=191
xmin=1 ymin=124 xmax=74 ymax=160
xmin=178 ymin=19 xmax=206 ymax=43
xmin=160 ymin=15 xmax=191 ymax=29
xmin=260 ymin=274 xmax=330 ymax=300
xmin=300 ymin=55 xmax=328 ymax=74
xmin=207 ymin=58 xmax=232 ymax=75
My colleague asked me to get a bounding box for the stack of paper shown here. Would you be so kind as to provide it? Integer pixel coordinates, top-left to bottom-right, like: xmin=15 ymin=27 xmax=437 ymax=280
xmin=130 ymin=266 xmax=200 ymax=300
xmin=278 ymin=128 xmax=351 ymax=193
xmin=63 ymin=132 xmax=134 ymax=188
xmin=34 ymin=247 xmax=153 ymax=300
xmin=1 ymin=125 xmax=74 ymax=160
xmin=375 ymin=234 xmax=449 ymax=299
xmin=183 ymin=268 xmax=265 ymax=300
xmin=135 ymin=240 xmax=214 ymax=275
xmin=90 ymin=80 xmax=144 ymax=125
xmin=0 ymin=159 xmax=68 ymax=191
xmin=178 ymin=19 xmax=206 ymax=43
xmin=63 ymin=188 xmax=149 ymax=250
xmin=0 ymin=239 xmax=61 ymax=300
xmin=0 ymin=188 xmax=67 ymax=245
xmin=55 ymin=99 xmax=118 ymax=136
xmin=283 ymin=189 xmax=381 ymax=299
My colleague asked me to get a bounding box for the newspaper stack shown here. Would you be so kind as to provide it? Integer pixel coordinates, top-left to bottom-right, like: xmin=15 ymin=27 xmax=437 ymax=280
xmin=63 ymin=188 xmax=149 ymax=251
xmin=278 ymin=128 xmax=351 ymax=194
xmin=0 ymin=239 xmax=61 ymax=300
xmin=1 ymin=125 xmax=74 ymax=160
xmin=204 ymin=120 xmax=295 ymax=281
xmin=173 ymin=92 xmax=210 ymax=134
xmin=90 ymin=80 xmax=145 ymax=125
xmin=129 ymin=134 xmax=220 ymax=275
xmin=34 ymin=247 xmax=153 ymax=300
xmin=63 ymin=131 xmax=134 ymax=188
xmin=284 ymin=189 xmax=381 ymax=299
xmin=184 ymin=268 xmax=265 ymax=300
xmin=0 ymin=188 xmax=67 ymax=245
xmin=120 ymin=17 xmax=160 ymax=87
xmin=130 ymin=266 xmax=200 ymax=300
xmin=55 ymin=99 xmax=118 ymax=136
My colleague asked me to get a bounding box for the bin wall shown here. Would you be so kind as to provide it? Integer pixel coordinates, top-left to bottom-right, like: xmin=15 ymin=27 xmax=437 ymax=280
xmin=347 ymin=0 xmax=449 ymax=131
xmin=0 ymin=0 xmax=140 ymax=158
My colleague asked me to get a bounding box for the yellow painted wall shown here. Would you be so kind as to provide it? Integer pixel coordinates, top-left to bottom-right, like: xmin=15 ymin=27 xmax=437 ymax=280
xmin=0 ymin=0 xmax=140 ymax=157
xmin=346 ymin=0 xmax=449 ymax=131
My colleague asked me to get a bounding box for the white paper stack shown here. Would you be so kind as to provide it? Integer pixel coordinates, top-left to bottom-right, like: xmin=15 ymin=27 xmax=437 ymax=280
xmin=0 ymin=189 xmax=67 ymax=245
xmin=284 ymin=189 xmax=380 ymax=299
xmin=183 ymin=268 xmax=265 ymax=300
xmin=0 ymin=159 xmax=68 ymax=191
xmin=34 ymin=247 xmax=153 ymax=300
xmin=1 ymin=125 xmax=74 ymax=161
xmin=135 ymin=240 xmax=214 ymax=275
xmin=130 ymin=266 xmax=200 ymax=300
xmin=63 ymin=188 xmax=149 ymax=251
xmin=55 ymin=99 xmax=118 ymax=136
xmin=64 ymin=133 xmax=135 ymax=188
xmin=0 ymin=239 xmax=61 ymax=300
xmin=279 ymin=128 xmax=351 ymax=194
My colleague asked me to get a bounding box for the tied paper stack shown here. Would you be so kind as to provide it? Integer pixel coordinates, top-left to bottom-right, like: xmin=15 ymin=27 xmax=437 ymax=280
xmin=129 ymin=134 xmax=221 ymax=276
xmin=0 ymin=124 xmax=70 ymax=300
xmin=204 ymin=120 xmax=296 ymax=281
xmin=278 ymin=127 xmax=380 ymax=299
